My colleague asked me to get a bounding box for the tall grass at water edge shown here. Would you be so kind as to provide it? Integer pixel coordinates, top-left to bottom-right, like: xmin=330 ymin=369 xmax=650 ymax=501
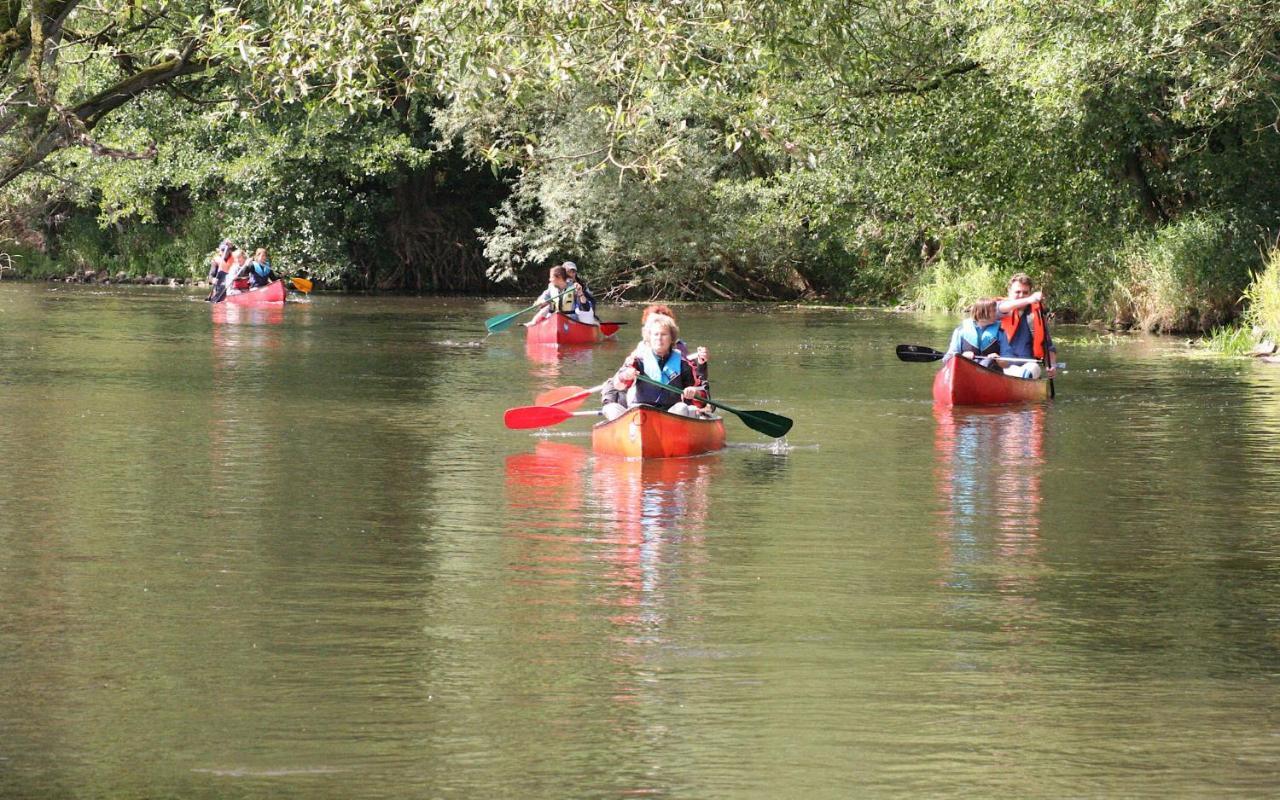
xmin=1201 ymin=242 xmax=1280 ymax=355
xmin=1112 ymin=212 xmax=1254 ymax=332
xmin=1243 ymin=245 xmax=1280 ymax=341
xmin=906 ymin=259 xmax=1008 ymax=312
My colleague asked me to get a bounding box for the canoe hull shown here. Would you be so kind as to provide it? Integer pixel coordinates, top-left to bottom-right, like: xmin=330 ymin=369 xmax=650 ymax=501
xmin=526 ymin=313 xmax=604 ymax=346
xmin=933 ymin=355 xmax=1051 ymax=407
xmin=592 ymin=405 xmax=726 ymax=459
xmin=224 ymin=280 xmax=286 ymax=306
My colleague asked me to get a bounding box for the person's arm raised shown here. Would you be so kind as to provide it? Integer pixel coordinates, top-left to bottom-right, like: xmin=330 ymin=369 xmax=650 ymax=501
xmin=997 ymin=290 xmax=1042 ymax=315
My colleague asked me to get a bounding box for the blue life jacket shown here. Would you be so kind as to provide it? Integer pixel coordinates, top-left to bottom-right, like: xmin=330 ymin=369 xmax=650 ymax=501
xmin=634 ymin=347 xmax=685 ymax=406
xmin=957 ymin=319 xmax=1002 ymax=356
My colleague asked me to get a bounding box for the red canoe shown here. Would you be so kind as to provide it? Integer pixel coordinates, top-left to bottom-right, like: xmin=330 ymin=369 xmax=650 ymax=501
xmin=525 ymin=312 xmax=609 ymax=346
xmin=933 ymin=355 xmax=1052 ymax=407
xmin=224 ymin=280 xmax=286 ymax=306
xmin=592 ymin=405 xmax=726 ymax=459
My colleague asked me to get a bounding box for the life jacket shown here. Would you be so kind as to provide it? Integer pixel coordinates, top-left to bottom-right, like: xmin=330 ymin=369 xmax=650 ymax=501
xmin=999 ymin=298 xmax=1048 ymax=359
xmin=547 ymin=282 xmax=575 ymax=313
xmin=958 ymin=319 xmax=1002 ymax=356
xmin=633 ymin=346 xmax=685 ymax=406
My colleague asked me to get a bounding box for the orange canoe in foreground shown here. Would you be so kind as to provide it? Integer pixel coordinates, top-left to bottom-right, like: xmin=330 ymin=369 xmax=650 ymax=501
xmin=592 ymin=405 xmax=726 ymax=459
xmin=932 ymin=355 xmax=1052 ymax=407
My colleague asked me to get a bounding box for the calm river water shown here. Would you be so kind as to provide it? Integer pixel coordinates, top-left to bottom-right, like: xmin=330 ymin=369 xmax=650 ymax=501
xmin=2 ymin=283 xmax=1279 ymax=798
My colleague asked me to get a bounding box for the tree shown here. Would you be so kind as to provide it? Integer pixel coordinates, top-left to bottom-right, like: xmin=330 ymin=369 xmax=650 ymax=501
xmin=0 ymin=1 xmax=224 ymax=189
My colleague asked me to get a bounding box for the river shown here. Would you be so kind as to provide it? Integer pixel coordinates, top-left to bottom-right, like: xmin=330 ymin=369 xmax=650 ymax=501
xmin=1 ymin=283 xmax=1279 ymax=798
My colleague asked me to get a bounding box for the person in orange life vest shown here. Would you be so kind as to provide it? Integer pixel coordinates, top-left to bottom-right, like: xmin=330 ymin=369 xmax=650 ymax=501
xmin=942 ymin=298 xmax=1005 ymax=368
xmin=996 ymin=273 xmax=1057 ymax=379
xmin=602 ymin=314 xmax=708 ymax=421
xmin=524 ymin=265 xmax=576 ymax=327
xmin=205 ymin=238 xmax=234 ymax=302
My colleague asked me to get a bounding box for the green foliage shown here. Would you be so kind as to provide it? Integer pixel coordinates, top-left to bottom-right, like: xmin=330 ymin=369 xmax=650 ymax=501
xmin=481 ymin=93 xmax=830 ymax=298
xmin=906 ymin=259 xmax=1009 ymax=312
xmin=1242 ymin=244 xmax=1280 ymax=342
xmin=1113 ymin=212 xmax=1257 ymax=332
xmin=1201 ymin=324 xmax=1257 ymax=356
xmin=0 ymin=1 xmax=1277 ymax=326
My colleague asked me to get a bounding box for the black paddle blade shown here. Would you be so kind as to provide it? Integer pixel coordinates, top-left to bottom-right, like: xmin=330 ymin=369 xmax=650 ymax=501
xmin=634 ymin=374 xmax=793 ymax=438
xmin=896 ymin=344 xmax=946 ymax=362
xmin=730 ymin=408 xmax=793 ymax=438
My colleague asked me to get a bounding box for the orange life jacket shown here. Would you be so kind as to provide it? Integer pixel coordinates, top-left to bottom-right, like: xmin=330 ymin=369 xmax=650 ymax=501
xmin=999 ymin=298 xmax=1047 ymax=359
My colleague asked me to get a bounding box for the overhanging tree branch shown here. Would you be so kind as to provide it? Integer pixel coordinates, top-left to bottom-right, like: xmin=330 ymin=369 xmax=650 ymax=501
xmin=0 ymin=39 xmax=212 ymax=189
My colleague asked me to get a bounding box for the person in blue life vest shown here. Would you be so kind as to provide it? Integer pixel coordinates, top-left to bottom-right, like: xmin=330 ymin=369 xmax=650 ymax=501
xmin=247 ymin=247 xmax=274 ymax=288
xmin=562 ymin=262 xmax=597 ymax=323
xmin=942 ymin=298 xmax=1006 ymax=368
xmin=997 ymin=273 xmax=1058 ymax=379
xmin=524 ymin=265 xmax=577 ymax=327
xmin=602 ymin=314 xmax=710 ymax=420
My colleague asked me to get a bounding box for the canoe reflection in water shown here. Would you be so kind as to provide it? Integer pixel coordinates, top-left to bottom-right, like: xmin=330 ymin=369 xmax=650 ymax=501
xmin=522 ymin=336 xmax=612 ymax=382
xmin=211 ymin=302 xmax=284 ymax=327
xmin=503 ymin=441 xmax=719 ymax=627
xmin=208 ymin=299 xmax=286 ymax=512
xmin=932 ymin=405 xmax=1048 ymax=643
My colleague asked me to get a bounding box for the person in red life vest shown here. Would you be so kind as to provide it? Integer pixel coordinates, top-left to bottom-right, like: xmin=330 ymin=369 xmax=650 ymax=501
xmin=942 ymin=298 xmax=1005 ymax=368
xmin=205 ymin=238 xmax=235 ymax=302
xmin=996 ymin=273 xmax=1057 ymax=379
xmin=602 ymin=314 xmax=709 ymax=420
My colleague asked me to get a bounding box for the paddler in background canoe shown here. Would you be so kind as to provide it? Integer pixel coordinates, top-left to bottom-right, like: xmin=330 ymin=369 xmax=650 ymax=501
xmin=524 ymin=264 xmax=576 ymax=327
xmin=205 ymin=238 xmax=234 ymax=302
xmin=247 ymin=248 xmax=275 ymax=288
xmin=603 ymin=314 xmax=710 ymax=420
xmin=562 ymin=262 xmax=597 ymax=324
xmin=224 ymin=249 xmax=250 ymax=296
xmin=997 ymin=273 xmax=1058 ymax=379
xmin=942 ymin=298 xmax=1005 ymax=368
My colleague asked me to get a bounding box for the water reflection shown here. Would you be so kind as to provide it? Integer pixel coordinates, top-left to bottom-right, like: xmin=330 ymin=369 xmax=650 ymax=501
xmin=932 ymin=406 xmax=1048 ymax=645
xmin=499 ymin=442 xmax=720 ymax=793
xmin=210 ymin=302 xmax=285 ymax=326
xmin=503 ymin=441 xmax=719 ymax=637
xmin=524 ymin=337 xmax=618 ymax=386
xmin=502 ymin=442 xmax=719 ymax=625
xmin=209 ymin=302 xmax=287 ymax=505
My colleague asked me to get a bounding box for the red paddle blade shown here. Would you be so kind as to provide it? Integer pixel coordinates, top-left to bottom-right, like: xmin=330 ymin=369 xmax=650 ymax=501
xmin=598 ymin=322 xmax=620 ymax=337
xmin=535 ymin=385 xmax=588 ymax=406
xmin=504 ymin=405 xmax=573 ymax=429
xmin=550 ymin=393 xmax=591 ymax=411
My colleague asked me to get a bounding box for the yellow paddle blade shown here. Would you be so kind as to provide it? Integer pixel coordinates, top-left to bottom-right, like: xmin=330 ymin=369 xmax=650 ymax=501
xmin=290 ymin=277 xmax=313 ymax=293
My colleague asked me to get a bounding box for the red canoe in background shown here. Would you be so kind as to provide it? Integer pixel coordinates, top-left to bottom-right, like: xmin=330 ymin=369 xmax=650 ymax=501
xmin=592 ymin=405 xmax=726 ymax=459
xmin=525 ymin=312 xmax=619 ymax=346
xmin=933 ymin=355 xmax=1052 ymax=407
xmin=224 ymin=280 xmax=286 ymax=306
